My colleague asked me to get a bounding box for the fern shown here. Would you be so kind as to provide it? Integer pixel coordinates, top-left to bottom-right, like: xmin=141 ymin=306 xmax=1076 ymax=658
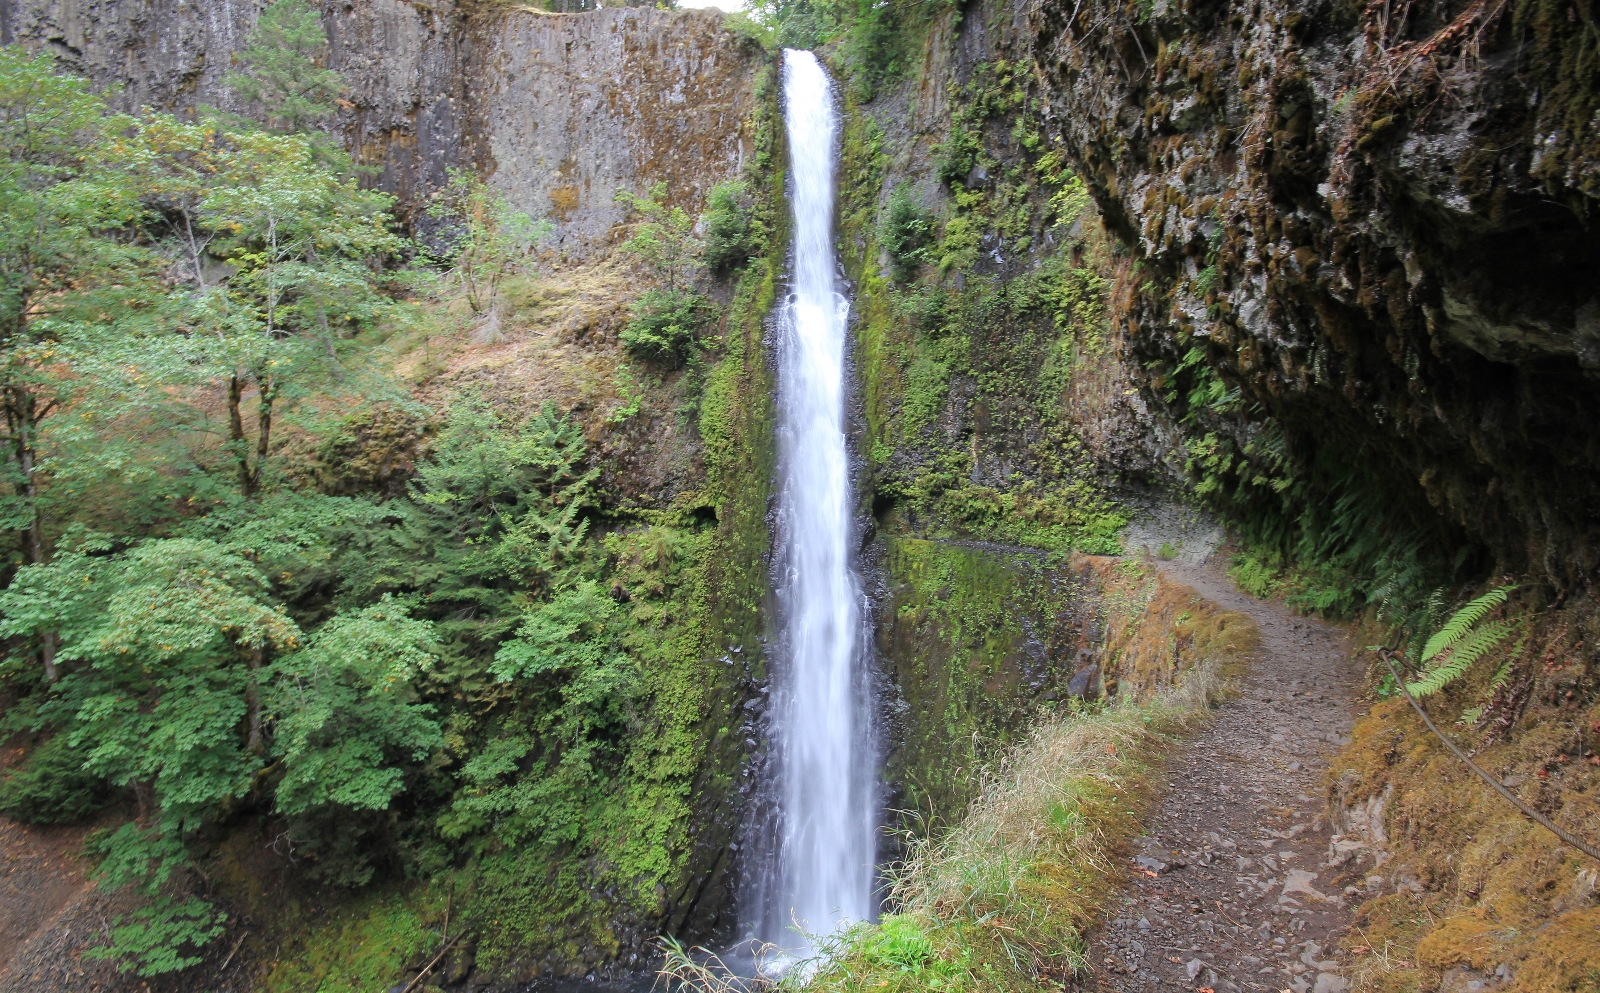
xmin=1420 ymin=586 xmax=1514 ymax=663
xmin=1402 ymin=585 xmax=1518 ymax=699
xmin=1407 ymin=619 xmax=1514 ymax=697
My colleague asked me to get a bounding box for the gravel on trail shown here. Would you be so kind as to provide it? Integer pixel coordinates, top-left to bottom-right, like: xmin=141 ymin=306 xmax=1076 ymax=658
xmin=1089 ymin=562 xmax=1362 ymax=993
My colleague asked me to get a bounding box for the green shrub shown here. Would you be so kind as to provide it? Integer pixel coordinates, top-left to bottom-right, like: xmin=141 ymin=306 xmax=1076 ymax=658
xmin=84 ymin=896 xmax=226 ymax=976
xmin=703 ymin=181 xmax=759 ymax=277
xmin=841 ymin=0 xmax=906 ymax=100
xmin=621 ymin=289 xmax=709 ymax=368
xmin=867 ymin=914 xmax=935 ymax=971
xmin=0 ymin=734 xmax=107 ymax=823
xmin=936 ymin=124 xmax=983 ymax=186
xmin=881 ymin=182 xmax=932 ymax=281
xmin=1228 ymin=550 xmax=1284 ymax=600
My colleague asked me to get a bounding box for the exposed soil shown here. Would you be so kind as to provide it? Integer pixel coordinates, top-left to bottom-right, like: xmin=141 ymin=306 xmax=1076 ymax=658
xmin=0 ymin=815 xmax=132 ymax=991
xmin=1089 ymin=561 xmax=1363 ymax=993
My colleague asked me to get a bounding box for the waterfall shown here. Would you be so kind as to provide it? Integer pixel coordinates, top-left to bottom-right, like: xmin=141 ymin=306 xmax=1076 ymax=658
xmin=749 ymin=48 xmax=877 ymax=956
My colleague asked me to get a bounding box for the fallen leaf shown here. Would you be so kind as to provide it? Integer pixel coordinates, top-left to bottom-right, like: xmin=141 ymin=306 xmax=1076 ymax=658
xmin=1106 ymin=743 xmax=1117 ymax=756
xmin=1350 ymin=945 xmax=1370 ymax=954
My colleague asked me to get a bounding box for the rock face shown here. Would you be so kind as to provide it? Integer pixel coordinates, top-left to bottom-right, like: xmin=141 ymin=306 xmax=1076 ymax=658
xmin=2 ymin=0 xmax=762 ymax=255
xmin=1027 ymin=0 xmax=1600 ymax=586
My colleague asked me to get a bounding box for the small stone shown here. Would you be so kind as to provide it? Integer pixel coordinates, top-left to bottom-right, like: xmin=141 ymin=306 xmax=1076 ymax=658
xmin=1287 ymin=760 xmax=1302 ymax=771
xmin=1313 ymin=974 xmax=1350 ymax=993
xmin=1186 ymin=958 xmax=1203 ymax=980
xmin=1138 ymin=916 xmax=1151 ymax=931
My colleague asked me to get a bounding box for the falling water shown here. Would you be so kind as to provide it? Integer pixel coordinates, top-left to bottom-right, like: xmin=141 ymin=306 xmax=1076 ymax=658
xmin=749 ymin=49 xmax=877 ymax=956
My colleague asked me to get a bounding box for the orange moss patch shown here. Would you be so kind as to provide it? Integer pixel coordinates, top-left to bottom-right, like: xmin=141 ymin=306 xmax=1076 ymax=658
xmin=1330 ymin=590 xmax=1600 ymax=992
xmin=1076 ymin=555 xmax=1258 ymax=702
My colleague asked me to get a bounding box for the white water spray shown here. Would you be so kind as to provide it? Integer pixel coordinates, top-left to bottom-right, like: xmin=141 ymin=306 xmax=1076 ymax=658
xmin=753 ymin=49 xmax=877 ymax=954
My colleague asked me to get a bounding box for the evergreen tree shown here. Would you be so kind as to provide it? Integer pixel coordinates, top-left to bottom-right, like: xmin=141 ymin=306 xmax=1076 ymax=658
xmin=224 ymin=0 xmax=345 ymax=135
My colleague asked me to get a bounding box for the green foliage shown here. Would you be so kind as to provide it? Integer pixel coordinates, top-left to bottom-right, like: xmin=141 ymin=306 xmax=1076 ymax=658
xmin=605 ymin=363 xmax=645 ymax=425
xmin=1419 ymin=586 xmax=1513 ymax=663
xmin=84 ymin=896 xmax=227 ymax=976
xmin=1405 ymin=586 xmax=1518 ymax=698
xmin=82 ymin=824 xmax=226 ymax=975
xmin=426 ymin=168 xmax=550 ymax=315
xmin=268 ymin=597 xmax=442 ymax=818
xmin=0 ymin=733 xmax=106 ymax=823
xmin=622 ymin=288 xmax=711 ymax=368
xmin=881 ymin=182 xmax=933 ymax=281
xmin=0 ymin=46 xmax=151 ymax=575
xmin=223 ymin=0 xmax=344 ymax=137
xmin=1186 ymin=414 xmax=1467 ymax=620
xmin=0 ymin=535 xmax=297 ymax=824
xmin=703 ymin=180 xmax=762 ymax=276
xmin=403 ymin=398 xmax=596 ymax=618
xmin=838 ymin=0 xmax=908 ymax=100
xmin=864 ymin=914 xmax=934 ymax=965
xmin=936 ymin=124 xmax=983 ymax=187
xmin=616 ymin=181 xmax=703 ymax=291
xmin=133 ymin=115 xmax=409 ymax=498
xmin=1229 ymin=548 xmax=1284 ymax=600
xmin=865 ymin=914 xmax=936 ymax=971
xmin=0 ymin=47 xmax=790 ymax=985
xmin=747 ymin=0 xmax=837 ymax=49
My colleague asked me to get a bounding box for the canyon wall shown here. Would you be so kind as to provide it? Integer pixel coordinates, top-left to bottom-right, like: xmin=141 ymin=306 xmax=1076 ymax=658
xmin=1027 ymin=0 xmax=1600 ymax=586
xmin=1 ymin=0 xmax=762 ymax=255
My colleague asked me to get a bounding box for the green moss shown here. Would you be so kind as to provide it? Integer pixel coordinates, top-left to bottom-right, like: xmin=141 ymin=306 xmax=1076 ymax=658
xmin=880 ymin=537 xmax=1098 ymax=827
xmin=259 ymin=885 xmax=441 ymax=993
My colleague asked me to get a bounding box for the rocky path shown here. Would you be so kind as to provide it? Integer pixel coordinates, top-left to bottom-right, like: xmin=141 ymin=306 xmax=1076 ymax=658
xmin=1089 ymin=562 xmax=1362 ymax=993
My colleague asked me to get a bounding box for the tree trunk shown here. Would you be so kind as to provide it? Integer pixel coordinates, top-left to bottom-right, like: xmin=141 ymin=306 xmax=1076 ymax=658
xmin=11 ymin=388 xmax=56 ymax=682
xmin=254 ymin=373 xmax=274 ymax=497
xmin=228 ymin=373 xmax=256 ymax=499
xmin=244 ymin=644 xmax=264 ymax=755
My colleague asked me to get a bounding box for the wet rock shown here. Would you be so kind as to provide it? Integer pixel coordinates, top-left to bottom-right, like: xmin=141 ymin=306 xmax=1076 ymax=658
xmin=1067 ymin=663 xmax=1101 ymax=698
xmin=443 ymin=933 xmax=478 ymax=985
xmin=1026 ymin=0 xmax=1600 ymax=589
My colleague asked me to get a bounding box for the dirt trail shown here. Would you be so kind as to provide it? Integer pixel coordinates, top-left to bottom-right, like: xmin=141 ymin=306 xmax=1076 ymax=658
xmin=1090 ymin=562 xmax=1363 ymax=993
xmin=0 ymin=815 xmax=133 ymax=991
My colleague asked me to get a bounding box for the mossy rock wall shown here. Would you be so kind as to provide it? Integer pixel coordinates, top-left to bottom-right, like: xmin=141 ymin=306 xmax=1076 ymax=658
xmin=1025 ymin=0 xmax=1600 ymax=589
xmin=873 ymin=537 xmax=1103 ymax=827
